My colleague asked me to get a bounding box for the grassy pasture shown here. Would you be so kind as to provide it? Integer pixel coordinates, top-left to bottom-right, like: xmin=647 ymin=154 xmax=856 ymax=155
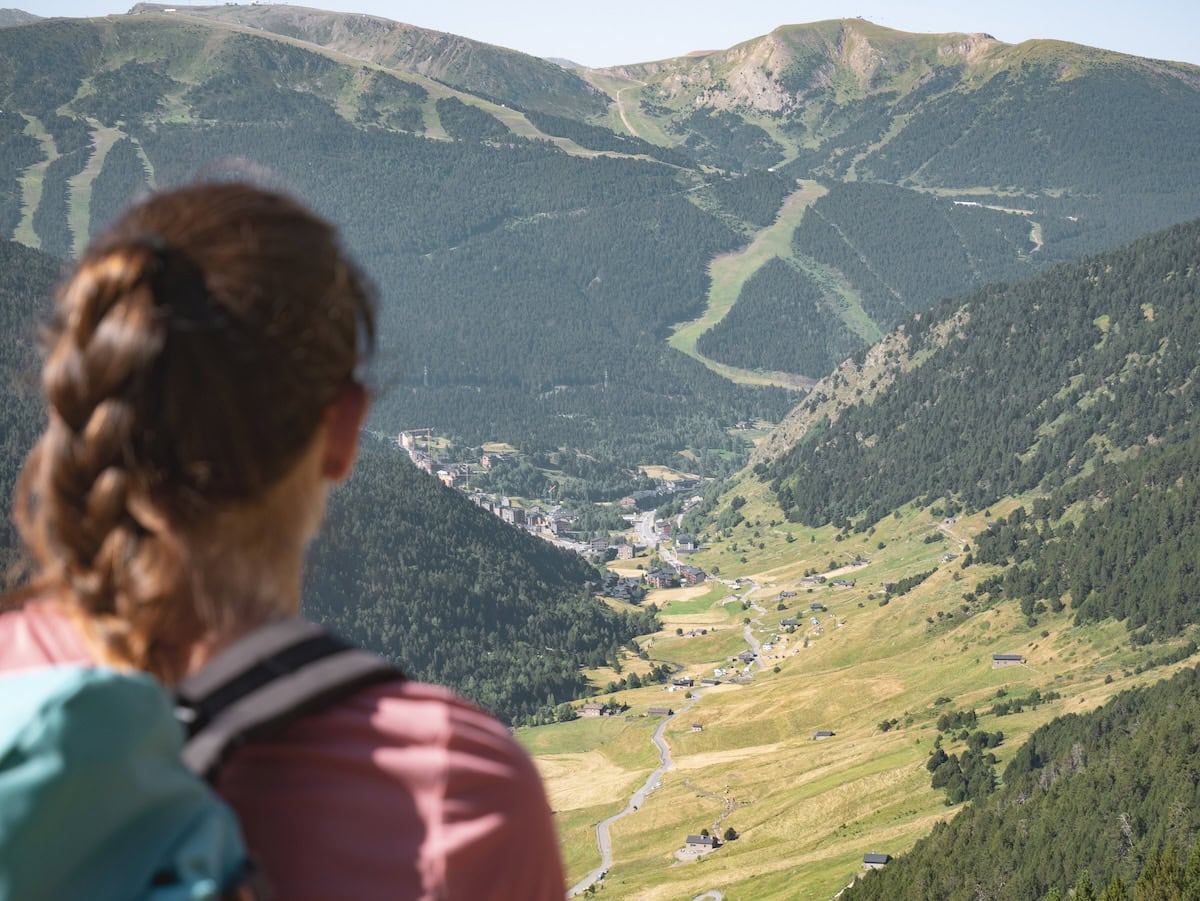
xmin=533 ymin=477 xmax=1200 ymax=897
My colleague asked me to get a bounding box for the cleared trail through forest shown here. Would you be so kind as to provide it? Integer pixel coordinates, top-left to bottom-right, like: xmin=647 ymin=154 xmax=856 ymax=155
xmin=669 ymin=180 xmax=827 ymax=389
xmin=14 ymin=115 xmax=58 ymax=249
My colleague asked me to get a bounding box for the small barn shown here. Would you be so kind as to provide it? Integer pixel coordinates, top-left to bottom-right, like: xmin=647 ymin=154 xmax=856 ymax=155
xmin=685 ymin=834 xmax=720 ymax=852
xmin=813 ymin=730 xmax=835 ymax=740
xmin=992 ymin=653 xmax=1026 ymax=667
xmin=863 ymin=853 xmax=892 ymax=869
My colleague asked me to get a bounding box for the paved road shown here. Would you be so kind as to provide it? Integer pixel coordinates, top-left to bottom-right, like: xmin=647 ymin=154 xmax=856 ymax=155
xmin=634 ymin=510 xmax=657 ymax=548
xmin=567 ymin=697 xmax=698 ymax=897
xmin=567 ymin=548 xmax=763 ymax=897
xmin=741 ymin=583 xmax=765 ymax=672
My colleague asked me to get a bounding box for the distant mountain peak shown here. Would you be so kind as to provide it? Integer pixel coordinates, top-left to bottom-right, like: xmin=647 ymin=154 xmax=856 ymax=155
xmin=0 ymin=7 xmax=39 ymax=27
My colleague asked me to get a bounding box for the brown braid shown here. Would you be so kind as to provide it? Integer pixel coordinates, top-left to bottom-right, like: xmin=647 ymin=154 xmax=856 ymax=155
xmin=11 ymin=182 xmax=374 ymax=681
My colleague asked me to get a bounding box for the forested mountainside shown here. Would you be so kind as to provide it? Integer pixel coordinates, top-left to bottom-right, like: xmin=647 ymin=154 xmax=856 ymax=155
xmin=3 ymin=11 xmax=1200 ymax=484
xmin=129 ymin=2 xmax=610 ymax=120
xmin=972 ymin=434 xmax=1200 ymax=643
xmin=596 ymin=19 xmax=1200 ymax=373
xmin=0 ymin=13 xmax=794 ymax=484
xmin=305 ymin=444 xmax=656 ymax=722
xmin=844 ymin=665 xmax=1200 ymax=900
xmin=764 ymin=218 xmax=1200 ymax=528
xmin=0 ymin=240 xmax=59 ymax=571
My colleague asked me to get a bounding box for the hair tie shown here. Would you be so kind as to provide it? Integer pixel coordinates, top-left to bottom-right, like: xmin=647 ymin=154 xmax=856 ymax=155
xmin=137 ymin=235 xmax=224 ymax=330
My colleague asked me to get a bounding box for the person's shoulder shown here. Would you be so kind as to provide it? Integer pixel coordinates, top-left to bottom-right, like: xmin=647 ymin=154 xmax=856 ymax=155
xmin=352 ymin=679 xmax=528 ymax=766
xmin=356 ymin=681 xmax=565 ymax=899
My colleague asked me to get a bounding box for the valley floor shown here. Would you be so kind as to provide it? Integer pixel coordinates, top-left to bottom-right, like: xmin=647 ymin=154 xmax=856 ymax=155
xmin=521 ymin=486 xmax=1200 ymax=900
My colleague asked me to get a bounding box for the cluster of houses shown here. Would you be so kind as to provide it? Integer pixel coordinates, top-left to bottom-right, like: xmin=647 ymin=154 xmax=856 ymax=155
xmin=592 ymin=563 xmax=711 ymax=601
xmin=595 ymin=572 xmax=646 ymax=603
xmin=645 ymin=564 xmax=708 ymax=589
xmin=398 ymin=433 xmax=716 ymax=565
xmin=617 ymin=480 xmax=704 ymax=513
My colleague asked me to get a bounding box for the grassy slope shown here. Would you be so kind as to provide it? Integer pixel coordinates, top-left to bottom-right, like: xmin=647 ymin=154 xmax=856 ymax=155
xmin=65 ymin=119 xmax=122 ymax=256
xmin=532 ymin=479 xmax=1198 ymax=897
xmin=13 ymin=114 xmax=55 ymax=249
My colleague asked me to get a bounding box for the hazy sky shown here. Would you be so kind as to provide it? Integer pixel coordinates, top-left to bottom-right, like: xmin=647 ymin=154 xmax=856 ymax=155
xmin=28 ymin=0 xmax=1200 ymax=67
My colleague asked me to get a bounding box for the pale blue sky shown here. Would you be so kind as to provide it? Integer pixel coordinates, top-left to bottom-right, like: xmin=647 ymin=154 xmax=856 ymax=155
xmin=26 ymin=0 xmax=1200 ymax=67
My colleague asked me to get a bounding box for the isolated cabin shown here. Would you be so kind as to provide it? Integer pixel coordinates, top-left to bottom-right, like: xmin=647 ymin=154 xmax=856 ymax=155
xmin=781 ymin=618 xmax=800 ymax=628
xmin=685 ymin=834 xmax=720 ymax=852
xmin=579 ymin=702 xmax=605 ymax=718
xmin=691 ymin=723 xmax=704 ymax=732
xmin=992 ymin=654 xmax=1026 ymax=667
xmin=863 ymin=853 xmax=891 ymax=869
xmin=813 ymin=730 xmax=835 ymax=740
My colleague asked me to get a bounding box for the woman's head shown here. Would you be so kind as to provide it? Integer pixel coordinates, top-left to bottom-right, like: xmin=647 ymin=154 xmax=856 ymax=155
xmin=14 ymin=181 xmax=374 ymax=679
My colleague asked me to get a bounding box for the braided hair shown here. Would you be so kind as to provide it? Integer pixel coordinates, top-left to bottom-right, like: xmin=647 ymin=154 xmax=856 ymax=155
xmin=12 ymin=182 xmax=374 ymax=680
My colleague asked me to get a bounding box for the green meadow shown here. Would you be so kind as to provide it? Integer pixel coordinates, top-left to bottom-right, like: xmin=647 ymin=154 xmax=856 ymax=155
xmin=531 ymin=483 xmax=1200 ymax=899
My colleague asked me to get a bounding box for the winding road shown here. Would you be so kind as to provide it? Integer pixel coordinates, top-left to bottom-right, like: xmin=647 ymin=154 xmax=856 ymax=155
xmin=566 ymin=573 xmax=769 ymax=897
xmin=566 ymin=696 xmax=699 ymax=897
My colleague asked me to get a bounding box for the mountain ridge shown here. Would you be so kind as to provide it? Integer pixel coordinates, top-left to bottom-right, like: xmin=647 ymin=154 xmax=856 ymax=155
xmin=129 ymin=2 xmax=611 ymax=118
xmin=0 ymin=8 xmax=37 ymax=28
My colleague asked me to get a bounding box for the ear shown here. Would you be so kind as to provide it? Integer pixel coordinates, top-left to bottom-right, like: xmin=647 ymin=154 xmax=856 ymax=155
xmin=321 ymin=381 xmax=369 ymax=481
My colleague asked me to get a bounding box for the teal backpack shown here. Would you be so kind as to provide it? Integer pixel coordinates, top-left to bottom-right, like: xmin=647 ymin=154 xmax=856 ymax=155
xmin=0 ymin=618 xmax=401 ymax=901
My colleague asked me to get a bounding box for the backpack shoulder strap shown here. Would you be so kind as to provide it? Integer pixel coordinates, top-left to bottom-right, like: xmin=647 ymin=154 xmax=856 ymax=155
xmin=175 ymin=618 xmax=402 ymax=781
